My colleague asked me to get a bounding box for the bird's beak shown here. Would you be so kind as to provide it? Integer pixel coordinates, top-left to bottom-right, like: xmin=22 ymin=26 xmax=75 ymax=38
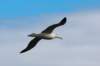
xmin=28 ymin=33 xmax=35 ymax=37
xmin=28 ymin=34 xmax=33 ymax=37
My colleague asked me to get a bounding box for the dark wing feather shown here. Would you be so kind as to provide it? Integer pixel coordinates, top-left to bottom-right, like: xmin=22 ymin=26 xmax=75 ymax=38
xmin=20 ymin=38 xmax=41 ymax=53
xmin=41 ymin=17 xmax=67 ymax=34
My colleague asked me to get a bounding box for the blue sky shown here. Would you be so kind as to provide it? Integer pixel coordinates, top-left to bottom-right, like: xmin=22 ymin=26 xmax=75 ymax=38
xmin=0 ymin=11 xmax=100 ymax=66
xmin=0 ymin=0 xmax=100 ymax=18
xmin=0 ymin=0 xmax=100 ymax=66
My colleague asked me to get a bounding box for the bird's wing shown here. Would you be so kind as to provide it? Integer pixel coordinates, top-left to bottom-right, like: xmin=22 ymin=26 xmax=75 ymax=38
xmin=20 ymin=38 xmax=41 ymax=53
xmin=41 ymin=17 xmax=67 ymax=34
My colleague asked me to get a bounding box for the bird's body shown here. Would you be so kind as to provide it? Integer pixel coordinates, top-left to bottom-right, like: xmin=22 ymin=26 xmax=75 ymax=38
xmin=28 ymin=33 xmax=56 ymax=40
xmin=20 ymin=17 xmax=67 ymax=53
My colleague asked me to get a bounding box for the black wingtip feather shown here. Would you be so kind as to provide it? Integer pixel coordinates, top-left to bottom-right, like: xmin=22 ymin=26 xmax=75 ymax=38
xmin=20 ymin=38 xmax=41 ymax=54
xmin=59 ymin=17 xmax=67 ymax=25
xmin=20 ymin=49 xmax=27 ymax=54
xmin=20 ymin=45 xmax=33 ymax=54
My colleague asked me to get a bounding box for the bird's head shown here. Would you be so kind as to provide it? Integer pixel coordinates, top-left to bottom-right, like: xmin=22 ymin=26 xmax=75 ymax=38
xmin=28 ymin=33 xmax=38 ymax=37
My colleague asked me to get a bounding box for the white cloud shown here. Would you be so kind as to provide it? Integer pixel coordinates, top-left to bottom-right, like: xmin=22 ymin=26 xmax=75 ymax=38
xmin=0 ymin=11 xmax=100 ymax=66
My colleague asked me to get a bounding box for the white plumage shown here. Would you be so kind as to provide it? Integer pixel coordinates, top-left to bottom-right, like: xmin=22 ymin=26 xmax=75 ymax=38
xmin=20 ymin=17 xmax=67 ymax=53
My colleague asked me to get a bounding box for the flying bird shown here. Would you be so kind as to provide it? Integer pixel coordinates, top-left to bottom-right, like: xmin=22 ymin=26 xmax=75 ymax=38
xmin=20 ymin=17 xmax=67 ymax=53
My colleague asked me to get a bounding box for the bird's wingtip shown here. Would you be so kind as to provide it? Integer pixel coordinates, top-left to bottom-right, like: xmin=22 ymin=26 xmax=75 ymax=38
xmin=20 ymin=50 xmax=26 ymax=54
xmin=63 ymin=17 xmax=67 ymax=20
xmin=59 ymin=17 xmax=67 ymax=25
xmin=19 ymin=51 xmax=23 ymax=54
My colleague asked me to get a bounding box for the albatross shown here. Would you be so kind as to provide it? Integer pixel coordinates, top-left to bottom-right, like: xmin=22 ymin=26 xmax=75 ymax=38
xmin=20 ymin=17 xmax=67 ymax=53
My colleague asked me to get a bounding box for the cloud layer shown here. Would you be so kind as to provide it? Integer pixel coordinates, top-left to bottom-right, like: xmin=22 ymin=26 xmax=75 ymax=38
xmin=0 ymin=11 xmax=100 ymax=66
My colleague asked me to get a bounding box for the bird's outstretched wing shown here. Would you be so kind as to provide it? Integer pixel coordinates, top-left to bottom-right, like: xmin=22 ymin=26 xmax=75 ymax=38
xmin=41 ymin=17 xmax=67 ymax=34
xmin=20 ymin=38 xmax=41 ymax=53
